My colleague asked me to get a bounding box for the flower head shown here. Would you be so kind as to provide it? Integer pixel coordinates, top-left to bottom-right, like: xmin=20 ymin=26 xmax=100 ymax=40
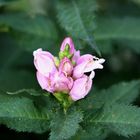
xmin=33 ymin=37 xmax=105 ymax=102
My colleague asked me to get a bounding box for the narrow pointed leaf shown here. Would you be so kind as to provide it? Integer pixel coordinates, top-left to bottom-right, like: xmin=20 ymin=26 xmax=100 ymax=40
xmin=57 ymin=0 xmax=100 ymax=54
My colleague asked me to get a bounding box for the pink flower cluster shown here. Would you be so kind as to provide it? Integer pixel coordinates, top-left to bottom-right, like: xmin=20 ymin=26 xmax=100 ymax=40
xmin=33 ymin=37 xmax=105 ymax=101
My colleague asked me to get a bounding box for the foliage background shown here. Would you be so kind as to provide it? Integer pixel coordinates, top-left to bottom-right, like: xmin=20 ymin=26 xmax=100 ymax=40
xmin=0 ymin=0 xmax=140 ymax=140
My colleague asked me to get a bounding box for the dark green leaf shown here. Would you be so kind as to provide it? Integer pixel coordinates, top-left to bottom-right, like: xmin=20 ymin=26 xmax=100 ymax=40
xmin=0 ymin=13 xmax=58 ymax=52
xmin=95 ymin=17 xmax=140 ymax=40
xmin=57 ymin=0 xmax=100 ymax=54
xmin=0 ymin=92 xmax=50 ymax=133
xmin=91 ymin=104 xmax=140 ymax=137
xmin=79 ymin=80 xmax=140 ymax=111
xmin=50 ymin=109 xmax=83 ymax=140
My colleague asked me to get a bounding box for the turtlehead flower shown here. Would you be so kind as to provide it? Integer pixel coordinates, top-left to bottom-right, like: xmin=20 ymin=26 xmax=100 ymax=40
xmin=33 ymin=37 xmax=105 ymax=101
xmin=73 ymin=54 xmax=105 ymax=79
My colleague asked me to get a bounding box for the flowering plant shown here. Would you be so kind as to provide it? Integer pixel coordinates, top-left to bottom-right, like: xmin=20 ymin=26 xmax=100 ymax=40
xmin=33 ymin=37 xmax=105 ymax=110
xmin=0 ymin=0 xmax=140 ymax=140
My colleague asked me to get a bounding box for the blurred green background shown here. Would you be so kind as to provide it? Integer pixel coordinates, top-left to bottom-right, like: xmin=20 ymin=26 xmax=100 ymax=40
xmin=0 ymin=0 xmax=140 ymax=139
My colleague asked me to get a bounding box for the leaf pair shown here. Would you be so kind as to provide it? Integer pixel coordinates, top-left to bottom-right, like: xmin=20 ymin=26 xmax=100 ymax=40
xmin=1 ymin=80 xmax=140 ymax=139
xmin=76 ymin=80 xmax=140 ymax=139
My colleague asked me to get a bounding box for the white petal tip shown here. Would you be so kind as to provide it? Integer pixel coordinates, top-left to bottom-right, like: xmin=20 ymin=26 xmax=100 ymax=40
xmin=99 ymin=58 xmax=105 ymax=63
xmin=89 ymin=71 xmax=95 ymax=79
xmin=33 ymin=48 xmax=42 ymax=56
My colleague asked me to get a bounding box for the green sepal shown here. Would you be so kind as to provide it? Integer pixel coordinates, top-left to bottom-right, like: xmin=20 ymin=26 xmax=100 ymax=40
xmin=65 ymin=44 xmax=70 ymax=52
xmin=59 ymin=51 xmax=69 ymax=60
xmin=53 ymin=92 xmax=74 ymax=114
xmin=59 ymin=51 xmax=64 ymax=60
xmin=59 ymin=44 xmax=73 ymax=60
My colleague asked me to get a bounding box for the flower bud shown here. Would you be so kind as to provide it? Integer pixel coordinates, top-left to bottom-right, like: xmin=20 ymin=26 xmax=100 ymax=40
xmin=59 ymin=57 xmax=73 ymax=76
xmin=60 ymin=37 xmax=75 ymax=55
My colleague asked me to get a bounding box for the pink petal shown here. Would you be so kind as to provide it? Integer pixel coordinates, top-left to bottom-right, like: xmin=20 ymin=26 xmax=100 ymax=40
xmin=36 ymin=72 xmax=54 ymax=93
xmin=73 ymin=62 xmax=87 ymax=79
xmin=33 ymin=48 xmax=57 ymax=76
xmin=73 ymin=55 xmax=105 ymax=78
xmin=77 ymin=54 xmax=93 ymax=65
xmin=70 ymin=75 xmax=92 ymax=101
xmin=59 ymin=57 xmax=73 ymax=76
xmin=51 ymin=72 xmax=73 ymax=93
xmin=72 ymin=50 xmax=80 ymax=63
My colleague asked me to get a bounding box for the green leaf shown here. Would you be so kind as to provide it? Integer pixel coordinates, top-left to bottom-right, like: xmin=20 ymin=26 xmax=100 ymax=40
xmin=95 ymin=17 xmax=140 ymax=54
xmin=95 ymin=17 xmax=140 ymax=40
xmin=0 ymin=14 xmax=56 ymax=38
xmin=92 ymin=80 xmax=140 ymax=109
xmin=131 ymin=0 xmax=140 ymax=5
xmin=79 ymin=80 xmax=140 ymax=111
xmin=0 ymin=13 xmax=58 ymax=52
xmin=0 ymin=92 xmax=50 ymax=133
xmin=50 ymin=109 xmax=83 ymax=140
xmin=91 ymin=104 xmax=140 ymax=137
xmin=0 ymin=0 xmax=15 ymax=6
xmin=3 ymin=0 xmax=47 ymax=15
xmin=57 ymin=0 xmax=100 ymax=54
xmin=13 ymin=31 xmax=59 ymax=54
xmin=70 ymin=126 xmax=108 ymax=140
